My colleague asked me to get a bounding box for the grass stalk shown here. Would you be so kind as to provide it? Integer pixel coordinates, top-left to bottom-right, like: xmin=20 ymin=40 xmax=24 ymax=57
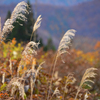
xmin=30 ymin=76 xmax=33 ymax=100
xmin=47 ymin=54 xmax=58 ymax=100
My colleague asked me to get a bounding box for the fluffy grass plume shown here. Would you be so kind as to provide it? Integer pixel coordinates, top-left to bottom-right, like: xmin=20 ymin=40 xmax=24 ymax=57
xmin=57 ymin=29 xmax=76 ymax=57
xmin=52 ymin=29 xmax=76 ymax=74
xmin=30 ymin=15 xmax=42 ymax=41
xmin=33 ymin=15 xmax=42 ymax=33
xmin=75 ymin=67 xmax=97 ymax=100
xmin=0 ymin=1 xmax=29 ymax=42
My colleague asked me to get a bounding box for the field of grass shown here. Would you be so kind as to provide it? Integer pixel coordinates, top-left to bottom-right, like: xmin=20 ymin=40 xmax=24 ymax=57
xmin=0 ymin=1 xmax=100 ymax=100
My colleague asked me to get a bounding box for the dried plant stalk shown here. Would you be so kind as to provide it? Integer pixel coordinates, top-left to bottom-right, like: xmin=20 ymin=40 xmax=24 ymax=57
xmin=21 ymin=61 xmax=44 ymax=100
xmin=48 ymin=29 xmax=76 ymax=99
xmin=30 ymin=75 xmax=33 ymax=100
xmin=75 ymin=67 xmax=97 ymax=100
xmin=2 ymin=73 xmax=5 ymax=84
xmin=9 ymin=58 xmax=12 ymax=77
xmin=51 ymin=29 xmax=75 ymax=73
xmin=51 ymin=87 xmax=60 ymax=99
xmin=63 ymin=74 xmax=76 ymax=99
xmin=1 ymin=1 xmax=29 ymax=42
xmin=30 ymin=62 xmax=44 ymax=100
xmin=52 ymin=29 xmax=76 ymax=76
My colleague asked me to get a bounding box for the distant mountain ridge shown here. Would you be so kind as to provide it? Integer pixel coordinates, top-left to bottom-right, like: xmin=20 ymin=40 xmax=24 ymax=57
xmin=0 ymin=0 xmax=100 ymax=51
xmin=0 ymin=0 xmax=92 ymax=6
xmin=36 ymin=0 xmax=100 ymax=38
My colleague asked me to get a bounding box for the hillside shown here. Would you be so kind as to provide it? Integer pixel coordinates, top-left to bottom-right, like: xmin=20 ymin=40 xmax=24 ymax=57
xmin=36 ymin=0 xmax=100 ymax=51
xmin=36 ymin=0 xmax=100 ymax=38
xmin=0 ymin=0 xmax=92 ymax=6
xmin=0 ymin=0 xmax=100 ymax=51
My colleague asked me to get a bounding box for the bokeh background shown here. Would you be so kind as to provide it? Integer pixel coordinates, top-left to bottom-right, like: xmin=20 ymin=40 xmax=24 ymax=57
xmin=0 ymin=0 xmax=100 ymax=52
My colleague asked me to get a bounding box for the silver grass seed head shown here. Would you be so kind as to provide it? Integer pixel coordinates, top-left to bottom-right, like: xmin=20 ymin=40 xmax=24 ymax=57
xmin=57 ymin=29 xmax=76 ymax=57
xmin=1 ymin=1 xmax=29 ymax=41
xmin=11 ymin=1 xmax=29 ymax=23
xmin=33 ymin=15 xmax=42 ymax=32
xmin=23 ymin=41 xmax=39 ymax=55
xmin=80 ymin=67 xmax=97 ymax=87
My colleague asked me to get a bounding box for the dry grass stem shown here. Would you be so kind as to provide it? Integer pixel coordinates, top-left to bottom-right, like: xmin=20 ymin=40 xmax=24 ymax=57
xmin=52 ymin=29 xmax=76 ymax=77
xmin=84 ymin=92 xmax=89 ymax=100
xmin=23 ymin=61 xmax=44 ymax=100
xmin=9 ymin=58 xmax=12 ymax=77
xmin=2 ymin=73 xmax=5 ymax=84
xmin=53 ymin=29 xmax=76 ymax=77
xmin=63 ymin=74 xmax=76 ymax=99
xmin=53 ymin=87 xmax=60 ymax=95
xmin=48 ymin=29 xmax=76 ymax=99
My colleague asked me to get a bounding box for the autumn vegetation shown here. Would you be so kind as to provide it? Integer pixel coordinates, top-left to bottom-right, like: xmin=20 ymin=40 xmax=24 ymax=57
xmin=0 ymin=1 xmax=100 ymax=100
